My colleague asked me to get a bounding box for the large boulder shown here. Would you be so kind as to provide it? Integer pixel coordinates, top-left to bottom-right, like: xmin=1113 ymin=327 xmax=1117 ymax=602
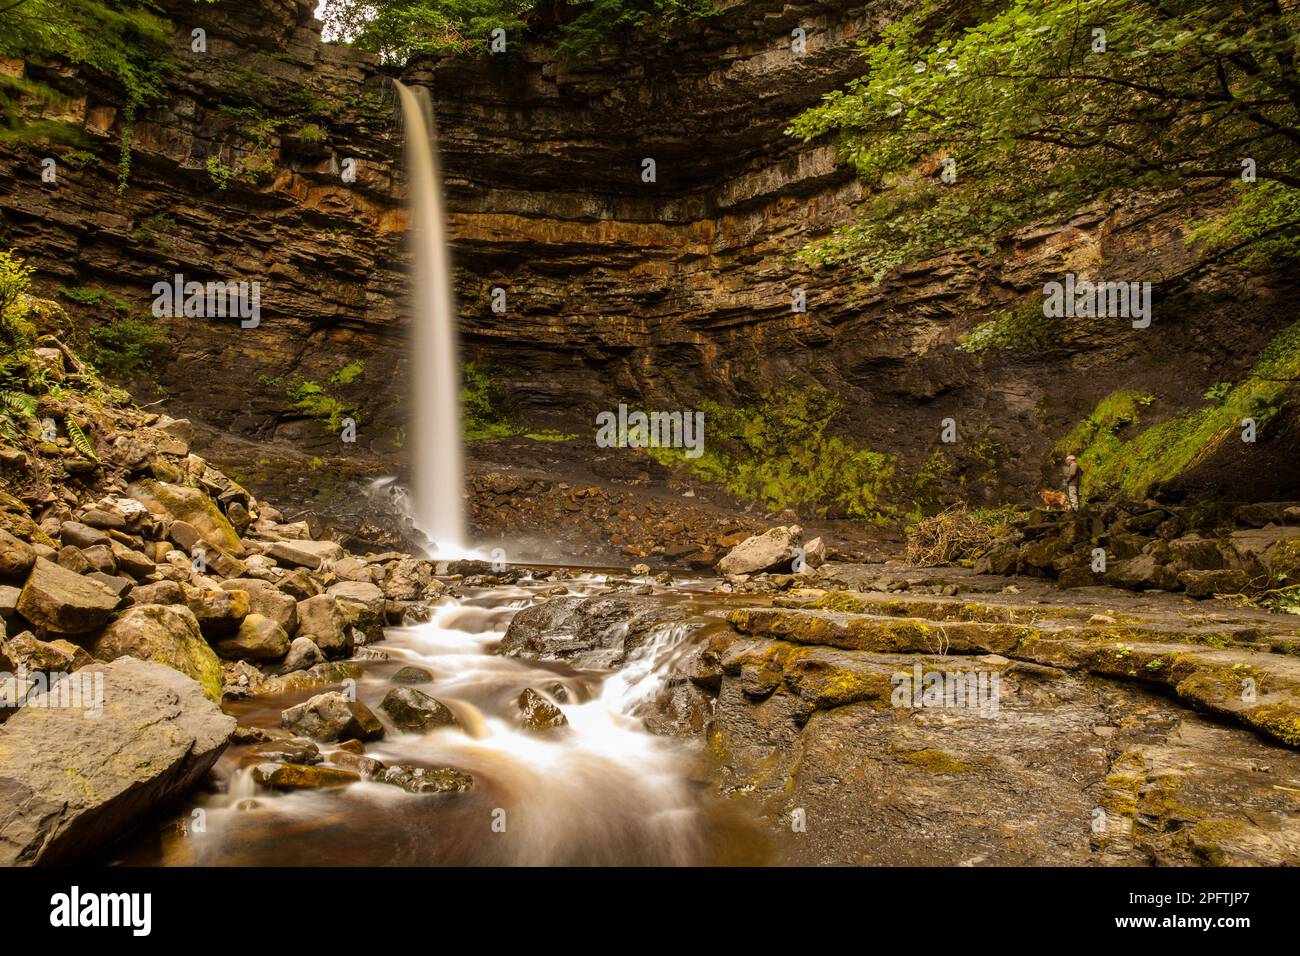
xmin=717 ymin=525 xmax=803 ymax=576
xmin=129 ymin=580 xmax=187 ymax=606
xmin=211 ymin=613 xmax=290 ymax=662
xmin=1106 ymin=554 xmax=1179 ymax=592
xmin=280 ymin=636 xmax=325 ymax=674
xmin=280 ymin=691 xmax=384 ymax=742
xmin=327 ymin=580 xmax=385 ymax=615
xmin=275 ymin=568 xmax=320 ymax=600
xmin=1018 ymin=538 xmax=1063 ymax=576
xmin=108 ymin=542 xmax=155 ymax=579
xmin=221 ymin=578 xmax=297 ymax=634
xmin=1168 ymin=534 xmax=1227 ymax=572
xmin=296 ymin=594 xmax=352 ymax=658
xmin=127 ymin=479 xmax=244 ymax=556
xmin=16 ymin=558 xmax=120 ymax=635
xmin=91 ymin=604 xmax=224 ymax=702
xmin=334 ymin=595 xmax=384 ymax=646
xmin=499 ymin=594 xmax=697 ymax=669
xmin=383 ymin=558 xmax=434 ymax=601
xmin=0 ymin=657 xmax=234 ymax=865
xmin=58 ymin=520 xmax=109 ymax=549
xmin=1178 ymin=569 xmax=1250 ymax=599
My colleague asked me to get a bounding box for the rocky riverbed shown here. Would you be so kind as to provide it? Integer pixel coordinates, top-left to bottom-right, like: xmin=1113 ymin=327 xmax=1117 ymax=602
xmin=1 ymin=338 xmax=1299 ymax=866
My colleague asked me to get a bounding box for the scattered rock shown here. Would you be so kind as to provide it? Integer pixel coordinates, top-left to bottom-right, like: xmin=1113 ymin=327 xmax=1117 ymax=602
xmin=59 ymin=521 xmax=109 ymax=549
xmin=221 ymin=578 xmax=298 ymax=634
xmin=184 ymin=586 xmax=250 ymax=637
xmin=280 ymin=692 xmax=384 ymax=742
xmin=280 ymin=636 xmax=325 ymax=674
xmin=717 ymin=525 xmax=803 ymax=576
xmin=17 ymin=558 xmax=120 ymax=635
xmin=296 ymin=594 xmax=352 ymax=658
xmin=246 ymin=738 xmax=322 ymax=764
xmin=381 ymin=764 xmax=473 ymax=795
xmin=266 ymin=539 xmax=344 ymax=570
xmin=1178 ymin=569 xmax=1250 ymax=599
xmin=380 ymin=686 xmax=458 ymax=732
xmin=129 ymin=580 xmax=187 ymax=606
xmin=327 ymin=750 xmax=385 ymax=778
xmin=0 ymin=530 xmax=35 ymax=578
xmin=391 ymin=665 xmax=434 ymax=684
xmin=212 ymin=613 xmax=291 ymax=662
xmin=127 ymin=479 xmax=244 ymax=556
xmin=514 ymin=687 xmax=567 ymax=731
xmin=251 ymin=762 xmax=359 ymax=790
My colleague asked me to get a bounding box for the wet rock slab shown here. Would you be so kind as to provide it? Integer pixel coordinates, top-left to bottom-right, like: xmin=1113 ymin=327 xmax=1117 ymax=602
xmin=0 ymin=657 xmax=235 ymax=865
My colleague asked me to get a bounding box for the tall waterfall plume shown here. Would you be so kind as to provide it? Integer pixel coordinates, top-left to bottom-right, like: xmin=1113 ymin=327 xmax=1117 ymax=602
xmin=395 ymin=79 xmax=466 ymax=554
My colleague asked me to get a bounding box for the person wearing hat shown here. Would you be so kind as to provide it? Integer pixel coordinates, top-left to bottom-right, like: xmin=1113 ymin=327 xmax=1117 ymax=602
xmin=1062 ymin=454 xmax=1083 ymax=511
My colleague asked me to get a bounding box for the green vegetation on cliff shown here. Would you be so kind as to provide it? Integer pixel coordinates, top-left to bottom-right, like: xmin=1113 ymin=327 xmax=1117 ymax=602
xmin=0 ymin=1 xmax=173 ymax=142
xmin=322 ymin=0 xmax=715 ymax=61
xmin=958 ymin=300 xmax=1065 ymax=354
xmin=0 ymin=250 xmax=126 ymax=447
xmin=0 ymin=0 xmax=179 ymax=194
xmin=266 ymin=363 xmax=368 ymax=434
xmin=1058 ymin=321 xmax=1300 ymax=499
xmin=646 ymin=383 xmax=922 ymax=522
xmin=57 ymin=287 xmax=166 ymax=378
xmin=791 ymin=0 xmax=1300 ymax=283
xmin=461 ymin=361 xmax=522 ymax=441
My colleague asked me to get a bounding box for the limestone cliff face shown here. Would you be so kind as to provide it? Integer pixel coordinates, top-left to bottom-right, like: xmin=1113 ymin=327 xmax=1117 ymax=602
xmin=2 ymin=0 xmax=1297 ymax=505
xmin=0 ymin=0 xmax=407 ymax=452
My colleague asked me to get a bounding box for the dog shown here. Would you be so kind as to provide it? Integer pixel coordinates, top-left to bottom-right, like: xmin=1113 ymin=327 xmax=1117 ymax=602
xmin=1039 ymin=489 xmax=1069 ymax=511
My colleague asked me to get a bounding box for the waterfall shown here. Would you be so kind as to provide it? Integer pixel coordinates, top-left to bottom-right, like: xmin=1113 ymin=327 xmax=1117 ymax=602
xmin=395 ymin=80 xmax=466 ymax=554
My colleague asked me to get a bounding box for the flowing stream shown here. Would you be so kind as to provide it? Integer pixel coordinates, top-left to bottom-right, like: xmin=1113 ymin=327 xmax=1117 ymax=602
xmin=395 ymin=80 xmax=466 ymax=555
xmin=123 ymin=577 xmax=767 ymax=866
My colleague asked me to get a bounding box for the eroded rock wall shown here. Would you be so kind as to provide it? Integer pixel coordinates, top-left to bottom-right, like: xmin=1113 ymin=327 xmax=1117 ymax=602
xmin=2 ymin=0 xmax=1296 ymax=504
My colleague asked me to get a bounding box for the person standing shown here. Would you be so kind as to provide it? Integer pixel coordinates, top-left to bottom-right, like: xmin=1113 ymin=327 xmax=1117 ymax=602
xmin=1063 ymin=454 xmax=1083 ymax=511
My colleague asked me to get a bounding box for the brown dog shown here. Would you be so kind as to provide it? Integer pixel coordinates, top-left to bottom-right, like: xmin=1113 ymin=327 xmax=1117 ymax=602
xmin=1039 ymin=489 xmax=1069 ymax=511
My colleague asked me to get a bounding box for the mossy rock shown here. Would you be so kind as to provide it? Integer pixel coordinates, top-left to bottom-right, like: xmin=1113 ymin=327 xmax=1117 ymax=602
xmin=726 ymin=607 xmax=1033 ymax=656
xmin=1246 ymin=702 xmax=1300 ymax=747
xmin=128 ymin=479 xmax=243 ymax=556
xmin=0 ymin=511 xmax=55 ymax=548
xmin=1264 ymin=536 xmax=1300 ymax=586
xmin=91 ymin=604 xmax=224 ymax=702
xmin=898 ymin=749 xmax=976 ymax=774
xmin=783 ymin=657 xmax=893 ymax=712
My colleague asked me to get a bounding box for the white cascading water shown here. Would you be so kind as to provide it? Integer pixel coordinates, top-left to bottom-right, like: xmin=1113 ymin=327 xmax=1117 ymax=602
xmin=161 ymin=577 xmax=747 ymax=866
xmin=395 ymin=80 xmax=466 ymax=555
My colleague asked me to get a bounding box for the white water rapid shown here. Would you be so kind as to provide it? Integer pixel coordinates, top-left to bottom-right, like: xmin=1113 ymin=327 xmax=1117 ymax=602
xmin=135 ymin=577 xmax=763 ymax=866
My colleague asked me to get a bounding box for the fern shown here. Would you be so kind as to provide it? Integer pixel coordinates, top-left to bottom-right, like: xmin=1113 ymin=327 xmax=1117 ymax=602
xmin=0 ymin=389 xmax=35 ymax=443
xmin=0 ymin=389 xmax=35 ymax=417
xmin=65 ymin=416 xmax=97 ymax=461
